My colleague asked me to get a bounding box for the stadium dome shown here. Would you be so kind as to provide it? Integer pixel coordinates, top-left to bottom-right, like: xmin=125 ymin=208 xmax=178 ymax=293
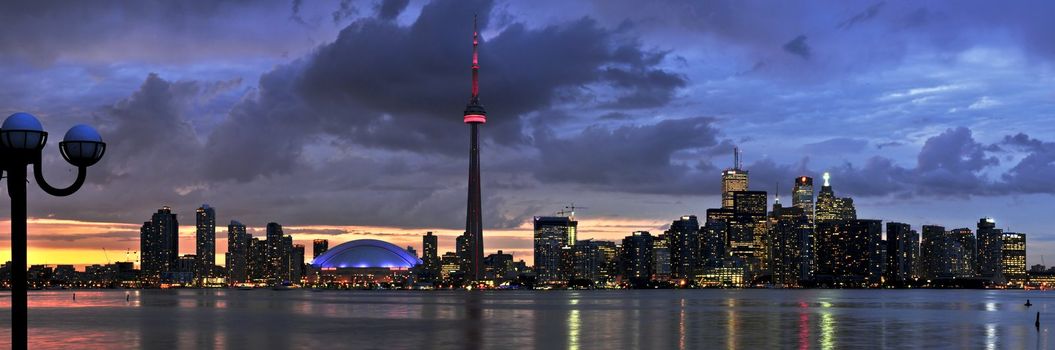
xmin=312 ymin=239 xmax=421 ymax=269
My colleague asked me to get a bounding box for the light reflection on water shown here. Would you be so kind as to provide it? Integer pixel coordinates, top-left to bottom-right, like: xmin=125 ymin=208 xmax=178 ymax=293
xmin=0 ymin=289 xmax=1050 ymax=349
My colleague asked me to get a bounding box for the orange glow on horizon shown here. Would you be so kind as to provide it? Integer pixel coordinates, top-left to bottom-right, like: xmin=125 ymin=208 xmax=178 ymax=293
xmin=0 ymin=216 xmax=668 ymax=267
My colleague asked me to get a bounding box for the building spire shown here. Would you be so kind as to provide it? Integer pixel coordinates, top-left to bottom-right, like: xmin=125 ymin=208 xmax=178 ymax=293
xmin=733 ymin=146 xmax=740 ymax=170
xmin=463 ymin=14 xmax=487 ymax=124
xmin=823 ymin=172 xmax=831 ymax=187
xmin=775 ymin=182 xmax=780 ymax=204
xmin=471 ymin=14 xmax=479 ymax=100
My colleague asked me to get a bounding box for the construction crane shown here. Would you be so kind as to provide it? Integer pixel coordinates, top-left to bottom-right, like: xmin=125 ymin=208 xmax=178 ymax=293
xmin=102 ymin=247 xmax=111 ymax=264
xmin=556 ymin=203 xmax=588 ymax=219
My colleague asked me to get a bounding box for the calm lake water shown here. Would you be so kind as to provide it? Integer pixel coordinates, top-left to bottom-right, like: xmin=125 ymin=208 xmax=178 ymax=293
xmin=0 ymin=289 xmax=1051 ymax=349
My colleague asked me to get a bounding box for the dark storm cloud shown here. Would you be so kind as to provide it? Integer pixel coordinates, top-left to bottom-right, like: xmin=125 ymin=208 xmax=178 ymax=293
xmin=782 ymin=35 xmax=811 ymax=60
xmin=532 ymin=116 xmax=723 ymax=194
xmin=16 ymin=0 xmax=688 ymax=230
xmin=913 ymin=127 xmax=998 ymax=196
xmin=995 ymin=133 xmax=1055 ymax=194
xmin=204 ymin=0 xmax=684 ymax=181
xmin=376 ymin=0 xmax=409 ymax=21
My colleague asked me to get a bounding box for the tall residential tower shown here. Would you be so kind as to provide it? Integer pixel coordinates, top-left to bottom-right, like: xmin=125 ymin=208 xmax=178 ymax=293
xmin=195 ymin=204 xmax=216 ymax=280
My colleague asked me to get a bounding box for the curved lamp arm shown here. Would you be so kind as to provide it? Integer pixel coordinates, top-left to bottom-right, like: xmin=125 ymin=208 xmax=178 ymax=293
xmin=33 ymin=160 xmax=86 ymax=197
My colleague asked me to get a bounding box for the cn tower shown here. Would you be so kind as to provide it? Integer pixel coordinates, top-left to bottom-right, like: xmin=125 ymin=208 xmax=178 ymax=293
xmin=463 ymin=15 xmax=486 ymax=281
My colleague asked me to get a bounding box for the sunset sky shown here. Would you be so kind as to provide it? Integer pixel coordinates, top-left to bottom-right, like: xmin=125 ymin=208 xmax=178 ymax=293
xmin=1 ymin=0 xmax=1055 ymax=267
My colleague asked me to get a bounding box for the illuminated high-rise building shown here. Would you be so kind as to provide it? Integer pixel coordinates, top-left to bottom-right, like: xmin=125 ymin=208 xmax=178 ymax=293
xmin=195 ymin=204 xmax=216 ymax=280
xmin=291 ymin=244 xmax=305 ymax=284
xmin=422 ymin=232 xmax=440 ymax=282
xmin=815 ymin=172 xmax=856 ymax=222
xmin=767 ymin=200 xmax=812 ymax=286
xmin=140 ymin=206 xmax=179 ymax=283
xmin=975 ymin=217 xmax=1004 ymax=281
xmin=667 ymin=215 xmax=700 ymax=280
xmin=884 ymin=222 xmax=918 ymax=283
xmin=265 ymin=222 xmax=292 ymax=284
xmin=732 ymin=190 xmax=768 ymax=275
xmin=533 ymin=216 xmax=577 ymax=283
xmin=950 ymin=228 xmax=977 ymax=277
xmin=226 ymin=220 xmax=249 ymax=284
xmin=1001 ymin=232 xmax=1026 ymax=281
xmin=720 ymin=147 xmax=748 ymax=209
xmin=312 ymin=239 xmax=329 ymax=260
xmin=652 ymin=233 xmax=672 ymax=281
xmin=792 ymin=176 xmax=814 ymax=221
xmin=621 ymin=231 xmax=654 ymax=287
xmin=815 ymin=219 xmax=882 ymax=286
xmin=919 ymin=225 xmax=970 ymax=280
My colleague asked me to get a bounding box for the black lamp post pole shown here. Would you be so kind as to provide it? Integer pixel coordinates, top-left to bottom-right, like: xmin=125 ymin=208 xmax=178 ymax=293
xmin=8 ymin=164 xmax=28 ymax=350
xmin=1 ymin=113 xmax=105 ymax=349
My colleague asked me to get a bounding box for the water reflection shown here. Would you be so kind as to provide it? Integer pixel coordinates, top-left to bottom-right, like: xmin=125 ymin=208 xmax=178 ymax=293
xmin=820 ymin=304 xmax=835 ymax=350
xmin=726 ymin=297 xmax=737 ymax=350
xmin=567 ymin=297 xmax=580 ymax=350
xmin=798 ymin=302 xmax=810 ymax=350
xmin=5 ymin=289 xmax=1054 ymax=349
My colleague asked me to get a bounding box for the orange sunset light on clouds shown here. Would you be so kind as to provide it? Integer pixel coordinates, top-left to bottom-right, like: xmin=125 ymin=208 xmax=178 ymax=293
xmin=0 ymin=216 xmax=670 ymax=268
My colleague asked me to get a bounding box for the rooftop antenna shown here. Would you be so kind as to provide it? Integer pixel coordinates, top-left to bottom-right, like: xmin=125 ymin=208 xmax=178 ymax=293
xmin=774 ymin=182 xmax=780 ymax=204
xmin=733 ymin=146 xmax=740 ymax=170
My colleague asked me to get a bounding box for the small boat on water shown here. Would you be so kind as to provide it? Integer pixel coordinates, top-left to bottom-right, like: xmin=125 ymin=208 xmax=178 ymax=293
xmin=272 ymin=281 xmax=296 ymax=291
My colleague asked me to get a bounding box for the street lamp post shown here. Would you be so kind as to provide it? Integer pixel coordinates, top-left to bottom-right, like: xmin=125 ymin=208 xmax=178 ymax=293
xmin=1 ymin=112 xmax=105 ymax=349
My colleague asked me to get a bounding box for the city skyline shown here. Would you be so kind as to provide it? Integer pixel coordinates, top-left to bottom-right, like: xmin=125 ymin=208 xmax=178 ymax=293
xmin=2 ymin=0 xmax=1055 ymax=267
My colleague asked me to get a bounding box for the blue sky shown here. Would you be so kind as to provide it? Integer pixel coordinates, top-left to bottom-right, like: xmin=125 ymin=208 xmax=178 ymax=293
xmin=1 ymin=0 xmax=1054 ymax=263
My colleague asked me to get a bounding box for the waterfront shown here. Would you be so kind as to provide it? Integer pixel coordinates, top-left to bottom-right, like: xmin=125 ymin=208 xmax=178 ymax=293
xmin=0 ymin=289 xmax=1049 ymax=349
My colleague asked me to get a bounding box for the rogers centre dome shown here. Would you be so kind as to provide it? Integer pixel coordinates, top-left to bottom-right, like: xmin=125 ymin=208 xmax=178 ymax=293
xmin=311 ymin=239 xmax=422 ymax=269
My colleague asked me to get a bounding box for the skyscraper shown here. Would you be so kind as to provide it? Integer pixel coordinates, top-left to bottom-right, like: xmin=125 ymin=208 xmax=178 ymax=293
xmin=533 ymin=216 xmax=577 ymax=283
xmin=226 ymin=220 xmax=249 ymax=284
xmin=140 ymin=206 xmax=179 ymax=283
xmin=732 ymin=190 xmax=768 ymax=275
xmin=815 ymin=219 xmax=882 ymax=286
xmin=884 ymin=222 xmax=918 ymax=283
xmin=265 ymin=222 xmax=291 ymax=284
xmin=462 ymin=15 xmax=487 ymax=281
xmin=792 ymin=176 xmax=814 ymax=221
xmin=815 ymin=172 xmax=856 ymax=222
xmin=1001 ymin=232 xmax=1026 ymax=282
xmin=312 ymin=239 xmax=329 ymax=260
xmin=667 ymin=215 xmax=700 ymax=280
xmin=621 ymin=231 xmax=654 ymax=288
xmin=422 ymin=232 xmax=440 ymax=282
xmin=195 ymin=204 xmax=216 ymax=281
xmin=950 ymin=228 xmax=977 ymax=277
xmin=976 ymin=217 xmax=1003 ymax=281
xmin=768 ymin=201 xmax=811 ymax=286
xmin=920 ymin=225 xmax=971 ymax=280
xmin=291 ymin=244 xmax=305 ymax=284
xmin=721 ymin=147 xmax=748 ymax=209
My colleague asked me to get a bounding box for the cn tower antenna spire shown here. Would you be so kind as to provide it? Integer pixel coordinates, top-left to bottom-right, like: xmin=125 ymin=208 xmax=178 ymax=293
xmin=463 ymin=14 xmax=486 ymax=124
xmin=471 ymin=13 xmax=480 ymax=100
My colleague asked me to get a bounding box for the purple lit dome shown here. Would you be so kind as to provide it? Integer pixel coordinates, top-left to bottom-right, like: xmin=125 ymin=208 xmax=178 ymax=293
xmin=311 ymin=239 xmax=421 ymax=269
